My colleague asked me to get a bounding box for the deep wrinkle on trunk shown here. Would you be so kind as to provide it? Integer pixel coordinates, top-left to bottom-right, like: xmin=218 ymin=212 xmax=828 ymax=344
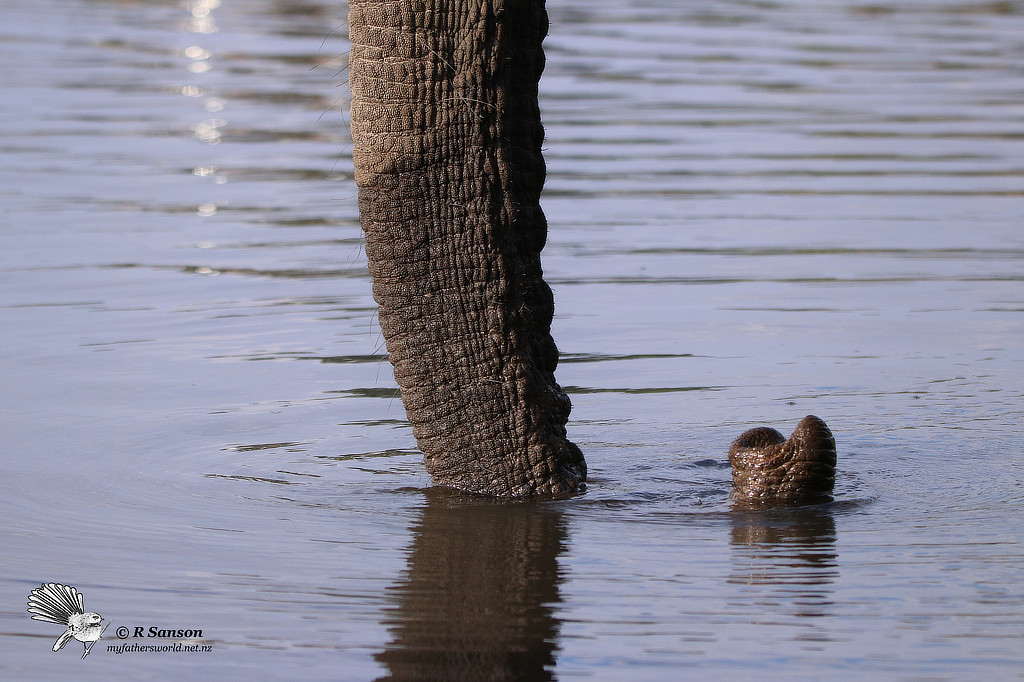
xmin=348 ymin=0 xmax=586 ymax=496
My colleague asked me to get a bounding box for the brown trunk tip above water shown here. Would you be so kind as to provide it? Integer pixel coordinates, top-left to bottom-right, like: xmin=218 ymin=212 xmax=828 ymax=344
xmin=728 ymin=415 xmax=837 ymax=507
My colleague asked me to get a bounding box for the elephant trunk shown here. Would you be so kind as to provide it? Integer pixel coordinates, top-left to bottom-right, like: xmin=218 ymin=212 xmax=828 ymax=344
xmin=348 ymin=0 xmax=586 ymax=496
xmin=728 ymin=415 xmax=837 ymax=506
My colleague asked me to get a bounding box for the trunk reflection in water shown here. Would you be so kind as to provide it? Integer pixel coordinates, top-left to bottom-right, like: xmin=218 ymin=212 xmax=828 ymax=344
xmin=375 ymin=489 xmax=566 ymax=681
xmin=729 ymin=508 xmax=838 ymax=621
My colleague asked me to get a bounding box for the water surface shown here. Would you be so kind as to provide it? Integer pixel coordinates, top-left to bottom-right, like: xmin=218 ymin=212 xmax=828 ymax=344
xmin=1 ymin=0 xmax=1022 ymax=679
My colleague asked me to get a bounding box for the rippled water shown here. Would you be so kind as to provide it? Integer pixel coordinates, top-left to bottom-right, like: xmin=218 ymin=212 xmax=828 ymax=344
xmin=2 ymin=0 xmax=1022 ymax=679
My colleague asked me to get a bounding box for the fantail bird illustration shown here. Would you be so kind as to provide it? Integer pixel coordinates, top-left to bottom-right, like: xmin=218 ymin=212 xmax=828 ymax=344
xmin=27 ymin=583 xmax=106 ymax=659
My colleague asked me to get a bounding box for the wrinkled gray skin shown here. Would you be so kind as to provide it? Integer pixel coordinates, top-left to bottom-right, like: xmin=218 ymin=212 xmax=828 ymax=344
xmin=348 ymin=0 xmax=836 ymax=502
xmin=729 ymin=415 xmax=837 ymax=507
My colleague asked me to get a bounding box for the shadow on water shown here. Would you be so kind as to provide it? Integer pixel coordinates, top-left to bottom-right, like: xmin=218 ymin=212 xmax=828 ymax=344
xmin=375 ymin=488 xmax=566 ymax=681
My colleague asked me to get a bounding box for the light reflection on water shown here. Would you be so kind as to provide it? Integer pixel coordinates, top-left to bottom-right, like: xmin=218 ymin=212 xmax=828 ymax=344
xmin=1 ymin=0 xmax=1022 ymax=679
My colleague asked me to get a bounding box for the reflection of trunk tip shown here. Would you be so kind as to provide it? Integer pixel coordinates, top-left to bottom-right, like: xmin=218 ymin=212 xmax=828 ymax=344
xmin=728 ymin=415 xmax=837 ymax=508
